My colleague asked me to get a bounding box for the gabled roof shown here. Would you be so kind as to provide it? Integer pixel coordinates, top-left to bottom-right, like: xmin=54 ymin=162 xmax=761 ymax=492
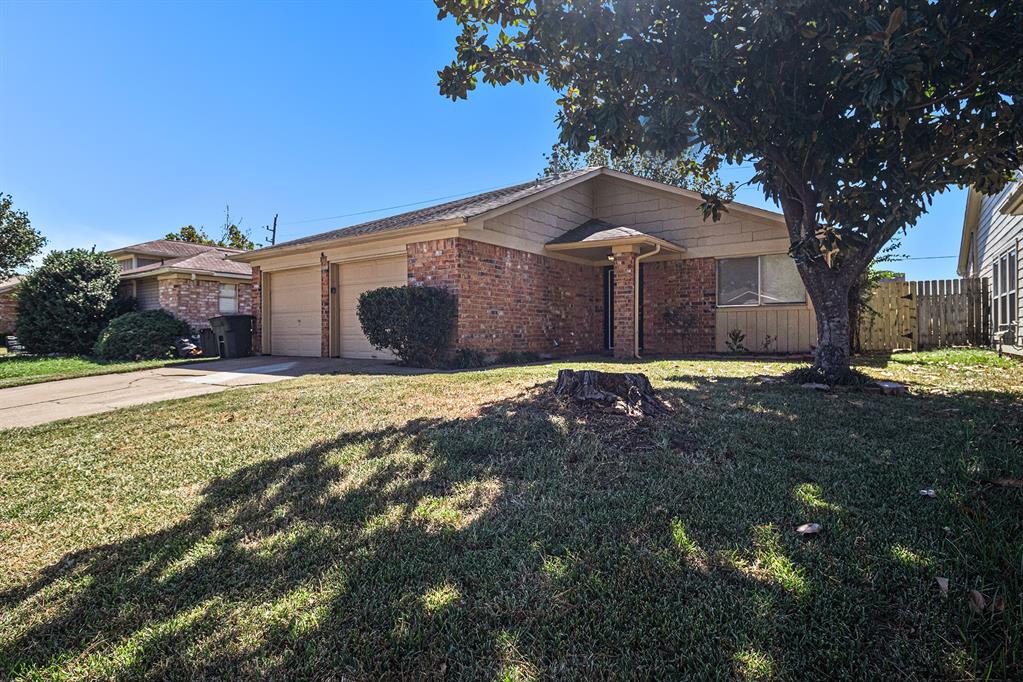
xmin=548 ymin=219 xmax=651 ymax=245
xmin=107 ymin=239 xmax=244 ymax=259
xmin=546 ymin=218 xmax=685 ymax=255
xmin=231 ymin=165 xmax=785 ymax=262
xmin=235 ymin=166 xmax=599 ymax=260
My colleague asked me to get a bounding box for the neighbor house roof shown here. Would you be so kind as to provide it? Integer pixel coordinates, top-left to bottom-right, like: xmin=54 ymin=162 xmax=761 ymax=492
xmin=112 ymin=240 xmax=251 ymax=280
xmin=231 ymin=166 xmax=785 ymax=262
xmin=107 ymin=239 xmax=243 ymax=260
xmin=0 ymin=276 xmax=22 ymax=294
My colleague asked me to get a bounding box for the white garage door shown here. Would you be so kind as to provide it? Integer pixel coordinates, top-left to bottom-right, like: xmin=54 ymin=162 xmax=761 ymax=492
xmin=270 ymin=266 xmax=321 ymax=357
xmin=340 ymin=255 xmax=407 ymax=359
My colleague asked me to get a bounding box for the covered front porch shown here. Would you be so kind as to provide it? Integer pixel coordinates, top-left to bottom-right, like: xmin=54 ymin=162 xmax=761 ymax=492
xmin=546 ymin=219 xmax=687 ymax=358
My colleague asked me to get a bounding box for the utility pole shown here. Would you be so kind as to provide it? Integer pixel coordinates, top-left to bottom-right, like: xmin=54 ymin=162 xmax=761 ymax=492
xmin=266 ymin=214 xmax=278 ymax=246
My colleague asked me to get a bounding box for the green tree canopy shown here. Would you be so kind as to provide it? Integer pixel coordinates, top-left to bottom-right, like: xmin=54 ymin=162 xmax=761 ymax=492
xmin=16 ymin=249 xmax=123 ymax=355
xmin=165 ymin=223 xmax=258 ymax=250
xmin=436 ymin=0 xmax=1023 ymax=380
xmin=542 ymin=142 xmax=735 ymax=202
xmin=0 ymin=193 xmax=46 ymax=281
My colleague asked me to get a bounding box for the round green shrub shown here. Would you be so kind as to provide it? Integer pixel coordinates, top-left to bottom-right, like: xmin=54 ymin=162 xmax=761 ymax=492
xmin=93 ymin=310 xmax=193 ymax=360
xmin=16 ymin=248 xmax=122 ymax=354
xmin=357 ymin=285 xmax=456 ymax=367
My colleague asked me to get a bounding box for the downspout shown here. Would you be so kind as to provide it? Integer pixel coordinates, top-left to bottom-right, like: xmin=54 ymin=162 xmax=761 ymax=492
xmin=633 ymin=244 xmax=661 ymax=358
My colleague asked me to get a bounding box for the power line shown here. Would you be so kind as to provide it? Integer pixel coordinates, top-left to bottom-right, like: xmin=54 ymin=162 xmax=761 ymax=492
xmin=281 ymin=184 xmax=510 ymax=227
xmin=899 ymin=255 xmax=957 ymax=260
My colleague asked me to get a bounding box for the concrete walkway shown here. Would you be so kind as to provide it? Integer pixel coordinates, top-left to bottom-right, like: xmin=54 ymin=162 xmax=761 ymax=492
xmin=0 ymin=356 xmax=398 ymax=429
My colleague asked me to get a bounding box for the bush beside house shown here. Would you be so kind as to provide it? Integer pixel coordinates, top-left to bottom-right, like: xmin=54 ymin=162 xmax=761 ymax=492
xmin=357 ymin=286 xmax=456 ymax=367
xmin=94 ymin=310 xmax=193 ymax=360
xmin=16 ymin=249 xmax=122 ymax=354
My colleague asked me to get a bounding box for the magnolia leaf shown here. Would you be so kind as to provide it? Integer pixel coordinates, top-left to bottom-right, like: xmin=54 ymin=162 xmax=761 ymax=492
xmin=968 ymin=589 xmax=987 ymax=614
xmin=795 ymin=523 xmax=821 ymax=535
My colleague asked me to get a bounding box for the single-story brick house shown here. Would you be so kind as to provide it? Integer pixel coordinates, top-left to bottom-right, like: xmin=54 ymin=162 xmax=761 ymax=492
xmin=0 ymin=241 xmax=253 ymax=335
xmin=231 ymin=167 xmax=817 ymax=360
xmin=110 ymin=240 xmax=254 ymax=330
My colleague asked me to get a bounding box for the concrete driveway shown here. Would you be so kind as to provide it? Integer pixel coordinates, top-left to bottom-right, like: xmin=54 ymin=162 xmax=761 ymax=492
xmin=0 ymin=356 xmax=399 ymax=429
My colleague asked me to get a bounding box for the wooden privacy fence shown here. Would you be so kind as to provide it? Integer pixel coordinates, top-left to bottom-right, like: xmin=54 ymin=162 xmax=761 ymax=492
xmin=859 ymin=278 xmax=989 ymax=352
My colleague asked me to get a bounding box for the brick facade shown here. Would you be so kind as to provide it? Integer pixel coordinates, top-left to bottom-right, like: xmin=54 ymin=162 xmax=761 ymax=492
xmin=612 ymin=251 xmax=638 ymax=358
xmin=0 ymin=289 xmax=17 ymax=335
xmin=156 ymin=277 xmax=253 ymax=331
xmin=320 ymin=254 xmax=330 ymax=357
xmin=641 ymin=258 xmax=717 ymax=354
xmin=408 ymin=237 xmax=603 ymax=356
xmin=251 ymin=266 xmax=262 ymax=354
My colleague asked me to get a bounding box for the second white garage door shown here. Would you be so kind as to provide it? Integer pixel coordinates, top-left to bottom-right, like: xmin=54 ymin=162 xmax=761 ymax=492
xmin=269 ymin=266 xmax=321 ymax=357
xmin=339 ymin=255 xmax=407 ymax=359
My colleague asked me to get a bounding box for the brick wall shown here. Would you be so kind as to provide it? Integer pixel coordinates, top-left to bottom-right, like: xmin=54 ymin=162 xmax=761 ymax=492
xmin=251 ymin=266 xmax=262 ymax=354
xmin=641 ymin=258 xmax=716 ymax=354
xmin=408 ymin=237 xmax=603 ymax=356
xmin=612 ymin=251 xmax=638 ymax=358
xmin=157 ymin=277 xmax=253 ymax=331
xmin=0 ymin=289 xmax=17 ymax=335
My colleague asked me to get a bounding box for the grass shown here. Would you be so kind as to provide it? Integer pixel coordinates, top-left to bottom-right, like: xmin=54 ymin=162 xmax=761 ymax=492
xmin=889 ymin=347 xmax=1019 ymax=368
xmin=0 ymin=355 xmax=209 ymax=389
xmin=1 ymin=351 xmax=1021 ymax=679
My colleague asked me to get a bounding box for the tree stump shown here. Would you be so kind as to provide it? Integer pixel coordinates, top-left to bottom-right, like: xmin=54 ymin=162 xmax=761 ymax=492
xmin=553 ymin=369 xmax=671 ymax=418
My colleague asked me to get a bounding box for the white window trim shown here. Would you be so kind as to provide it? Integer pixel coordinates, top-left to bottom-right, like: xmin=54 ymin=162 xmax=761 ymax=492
xmin=218 ymin=284 xmax=239 ymax=313
xmin=716 ymin=254 xmax=807 ymax=308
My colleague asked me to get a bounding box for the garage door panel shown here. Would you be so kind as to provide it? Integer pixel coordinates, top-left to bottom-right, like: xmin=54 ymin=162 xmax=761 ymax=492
xmin=340 ymin=256 xmax=406 ymax=360
xmin=270 ymin=267 xmax=320 ymax=357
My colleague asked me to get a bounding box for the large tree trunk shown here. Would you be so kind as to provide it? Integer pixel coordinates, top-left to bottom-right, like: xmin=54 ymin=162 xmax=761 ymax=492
xmin=803 ymin=273 xmax=853 ymax=383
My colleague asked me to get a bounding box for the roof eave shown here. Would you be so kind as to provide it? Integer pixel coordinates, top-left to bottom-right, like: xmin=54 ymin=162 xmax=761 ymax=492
xmin=120 ymin=267 xmax=251 ymax=280
xmin=957 ymin=187 xmax=984 ymax=276
xmin=229 ymin=218 xmax=467 ymax=262
xmin=545 ymin=234 xmax=686 ymax=255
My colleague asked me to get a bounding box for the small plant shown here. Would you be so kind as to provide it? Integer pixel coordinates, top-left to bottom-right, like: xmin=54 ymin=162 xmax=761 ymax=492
xmin=93 ymin=310 xmax=193 ymax=360
xmin=448 ymin=347 xmax=487 ymax=369
xmin=357 ymin=285 xmax=457 ymax=367
xmin=760 ymin=334 xmax=776 ymax=353
xmin=725 ymin=328 xmax=748 ymax=353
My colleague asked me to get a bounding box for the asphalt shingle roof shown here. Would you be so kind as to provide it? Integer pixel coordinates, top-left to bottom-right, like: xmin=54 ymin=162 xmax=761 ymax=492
xmin=249 ymin=167 xmax=600 ymax=255
xmin=112 ymin=240 xmax=245 ymax=259
xmin=121 ymin=251 xmax=251 ymax=277
xmin=547 ymin=219 xmax=650 ymax=245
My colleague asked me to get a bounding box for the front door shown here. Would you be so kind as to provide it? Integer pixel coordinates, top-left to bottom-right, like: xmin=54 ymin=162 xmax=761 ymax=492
xmin=603 ymin=265 xmax=644 ymax=352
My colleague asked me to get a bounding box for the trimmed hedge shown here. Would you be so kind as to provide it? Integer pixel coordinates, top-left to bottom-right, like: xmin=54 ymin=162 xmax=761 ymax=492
xmin=93 ymin=310 xmax=193 ymax=360
xmin=357 ymin=285 xmax=456 ymax=367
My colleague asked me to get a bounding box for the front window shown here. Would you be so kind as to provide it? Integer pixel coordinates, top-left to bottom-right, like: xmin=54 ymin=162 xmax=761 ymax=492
xmin=218 ymin=284 xmax=238 ymax=313
xmin=717 ymin=255 xmax=806 ymax=307
xmin=993 ymin=248 xmax=1017 ymax=342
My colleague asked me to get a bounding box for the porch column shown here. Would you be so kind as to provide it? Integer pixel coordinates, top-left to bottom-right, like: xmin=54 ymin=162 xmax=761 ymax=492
xmin=612 ymin=245 xmax=639 ymax=358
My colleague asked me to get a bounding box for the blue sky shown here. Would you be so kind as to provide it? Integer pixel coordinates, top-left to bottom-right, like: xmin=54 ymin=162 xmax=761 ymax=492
xmin=1 ymin=0 xmax=965 ymax=279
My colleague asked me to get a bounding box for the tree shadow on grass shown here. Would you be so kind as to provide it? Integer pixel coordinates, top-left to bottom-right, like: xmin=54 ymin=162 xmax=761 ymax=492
xmin=2 ymin=372 xmax=1020 ymax=679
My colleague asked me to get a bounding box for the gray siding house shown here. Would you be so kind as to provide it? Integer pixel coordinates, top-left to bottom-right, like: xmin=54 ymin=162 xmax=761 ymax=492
xmin=959 ymin=174 xmax=1023 ymax=350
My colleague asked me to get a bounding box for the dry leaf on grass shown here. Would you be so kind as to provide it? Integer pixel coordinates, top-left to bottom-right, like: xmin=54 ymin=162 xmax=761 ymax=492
xmin=968 ymin=589 xmax=987 ymax=614
xmin=935 ymin=577 xmax=949 ymax=595
xmin=795 ymin=523 xmax=821 ymax=535
xmin=984 ymin=478 xmax=1023 ymax=488
xmin=919 ymin=489 xmax=937 ymax=498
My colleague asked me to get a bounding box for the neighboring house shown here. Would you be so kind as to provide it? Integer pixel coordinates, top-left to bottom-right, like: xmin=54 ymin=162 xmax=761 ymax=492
xmin=0 ymin=276 xmax=21 ymax=335
xmin=231 ymin=166 xmax=816 ymax=360
xmin=109 ymin=240 xmax=253 ymax=330
xmin=958 ymin=174 xmax=1022 ymax=348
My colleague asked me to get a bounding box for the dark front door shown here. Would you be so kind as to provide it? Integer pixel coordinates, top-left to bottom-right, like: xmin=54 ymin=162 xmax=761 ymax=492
xmin=603 ymin=264 xmax=643 ymax=352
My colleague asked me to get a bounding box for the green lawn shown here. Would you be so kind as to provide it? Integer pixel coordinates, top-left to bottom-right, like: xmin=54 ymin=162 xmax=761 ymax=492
xmin=0 ymin=355 xmax=208 ymax=389
xmin=1 ymin=353 xmax=1021 ymax=679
